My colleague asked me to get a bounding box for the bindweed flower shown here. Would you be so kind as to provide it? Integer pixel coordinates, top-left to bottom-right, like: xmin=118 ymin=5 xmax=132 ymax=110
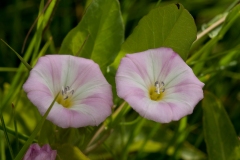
xmin=23 ymin=143 xmax=57 ymax=160
xmin=116 ymin=48 xmax=204 ymax=123
xmin=23 ymin=55 xmax=112 ymax=128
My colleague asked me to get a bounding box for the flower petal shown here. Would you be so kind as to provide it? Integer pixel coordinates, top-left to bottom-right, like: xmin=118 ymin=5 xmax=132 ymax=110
xmin=23 ymin=143 xmax=56 ymax=160
xmin=23 ymin=55 xmax=112 ymax=128
xmin=164 ymin=84 xmax=204 ymax=120
xmin=116 ymin=47 xmax=204 ymax=123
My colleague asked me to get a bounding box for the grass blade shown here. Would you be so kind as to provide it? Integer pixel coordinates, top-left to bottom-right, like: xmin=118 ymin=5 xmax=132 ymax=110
xmin=0 ymin=112 xmax=14 ymax=160
xmin=11 ymin=103 xmax=19 ymax=151
xmin=0 ymin=39 xmax=32 ymax=71
xmin=14 ymin=93 xmax=59 ymax=160
xmin=0 ymin=125 xmax=37 ymax=142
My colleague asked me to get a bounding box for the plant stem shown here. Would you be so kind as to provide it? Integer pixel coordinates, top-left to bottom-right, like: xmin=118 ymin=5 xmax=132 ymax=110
xmin=196 ymin=16 xmax=226 ymax=42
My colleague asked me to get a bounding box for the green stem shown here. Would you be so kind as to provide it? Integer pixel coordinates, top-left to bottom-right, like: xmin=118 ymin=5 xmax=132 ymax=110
xmin=0 ymin=125 xmax=36 ymax=143
xmin=0 ymin=112 xmax=14 ymax=160
xmin=86 ymin=101 xmax=126 ymax=147
xmin=120 ymin=116 xmax=141 ymax=125
xmin=121 ymin=118 xmax=145 ymax=160
xmin=12 ymin=103 xmax=19 ymax=151
xmin=195 ymin=16 xmax=226 ymax=42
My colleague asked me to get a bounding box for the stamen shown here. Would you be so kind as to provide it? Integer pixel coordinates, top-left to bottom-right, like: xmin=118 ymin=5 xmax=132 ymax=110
xmin=61 ymin=86 xmax=74 ymax=100
xmin=66 ymin=86 xmax=70 ymax=91
xmin=61 ymin=87 xmax=64 ymax=95
xmin=155 ymin=81 xmax=160 ymax=94
xmin=154 ymin=81 xmax=165 ymax=94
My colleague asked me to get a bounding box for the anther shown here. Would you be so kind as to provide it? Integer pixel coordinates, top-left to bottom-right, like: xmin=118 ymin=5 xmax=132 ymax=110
xmin=154 ymin=81 xmax=165 ymax=94
xmin=61 ymin=86 xmax=74 ymax=100
xmin=155 ymin=81 xmax=160 ymax=94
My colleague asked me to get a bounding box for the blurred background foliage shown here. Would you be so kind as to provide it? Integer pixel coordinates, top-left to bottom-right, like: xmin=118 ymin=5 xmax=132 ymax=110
xmin=1 ymin=0 xmax=240 ymax=159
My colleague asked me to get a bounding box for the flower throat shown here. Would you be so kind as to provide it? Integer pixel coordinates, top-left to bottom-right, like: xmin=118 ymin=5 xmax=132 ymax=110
xmin=57 ymin=86 xmax=74 ymax=108
xmin=149 ymin=81 xmax=165 ymax=101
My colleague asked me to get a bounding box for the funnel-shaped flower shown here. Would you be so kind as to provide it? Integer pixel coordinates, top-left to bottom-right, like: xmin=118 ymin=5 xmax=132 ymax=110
xmin=116 ymin=48 xmax=204 ymax=123
xmin=23 ymin=143 xmax=56 ymax=160
xmin=23 ymin=55 xmax=112 ymax=128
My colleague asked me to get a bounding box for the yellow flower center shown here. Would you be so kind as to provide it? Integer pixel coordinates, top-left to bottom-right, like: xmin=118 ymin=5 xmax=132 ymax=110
xmin=56 ymin=86 xmax=74 ymax=108
xmin=56 ymin=94 xmax=73 ymax=108
xmin=149 ymin=81 xmax=165 ymax=101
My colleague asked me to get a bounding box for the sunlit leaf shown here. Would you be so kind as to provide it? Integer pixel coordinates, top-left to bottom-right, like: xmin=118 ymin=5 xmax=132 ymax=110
xmin=59 ymin=0 xmax=124 ymax=72
xmin=112 ymin=3 xmax=197 ymax=69
xmin=202 ymin=92 xmax=240 ymax=160
xmin=56 ymin=144 xmax=90 ymax=160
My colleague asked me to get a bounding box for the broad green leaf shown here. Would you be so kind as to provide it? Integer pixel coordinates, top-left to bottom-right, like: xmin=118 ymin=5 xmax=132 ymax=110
xmin=202 ymin=92 xmax=240 ymax=160
xmin=112 ymin=3 xmax=197 ymax=68
xmin=56 ymin=144 xmax=90 ymax=160
xmin=59 ymin=0 xmax=124 ymax=72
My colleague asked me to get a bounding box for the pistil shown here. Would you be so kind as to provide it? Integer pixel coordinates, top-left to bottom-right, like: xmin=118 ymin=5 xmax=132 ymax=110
xmin=149 ymin=81 xmax=165 ymax=101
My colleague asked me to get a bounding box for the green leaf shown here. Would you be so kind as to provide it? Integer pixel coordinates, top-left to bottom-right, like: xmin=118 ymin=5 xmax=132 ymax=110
xmin=56 ymin=144 xmax=90 ymax=160
xmin=202 ymin=92 xmax=240 ymax=160
xmin=112 ymin=3 xmax=197 ymax=68
xmin=59 ymin=0 xmax=124 ymax=72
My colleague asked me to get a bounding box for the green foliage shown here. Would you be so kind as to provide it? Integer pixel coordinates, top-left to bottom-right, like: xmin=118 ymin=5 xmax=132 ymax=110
xmin=59 ymin=0 xmax=124 ymax=72
xmin=202 ymin=92 xmax=240 ymax=160
xmin=55 ymin=144 xmax=89 ymax=160
xmin=0 ymin=39 xmax=32 ymax=71
xmin=0 ymin=0 xmax=240 ymax=159
xmin=112 ymin=3 xmax=196 ymax=69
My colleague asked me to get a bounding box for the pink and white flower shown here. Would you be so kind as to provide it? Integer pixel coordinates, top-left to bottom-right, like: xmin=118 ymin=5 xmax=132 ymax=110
xmin=23 ymin=143 xmax=57 ymax=160
xmin=23 ymin=55 xmax=112 ymax=128
xmin=116 ymin=48 xmax=204 ymax=123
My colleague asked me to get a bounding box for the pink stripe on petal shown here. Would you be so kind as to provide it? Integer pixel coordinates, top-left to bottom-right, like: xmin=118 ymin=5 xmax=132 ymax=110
xmin=124 ymin=54 xmax=152 ymax=85
xmin=26 ymin=91 xmax=53 ymax=113
xmin=63 ymin=56 xmax=96 ymax=89
xmin=125 ymin=96 xmax=150 ymax=118
xmin=149 ymin=48 xmax=177 ymax=81
xmin=33 ymin=56 xmax=63 ymax=94
xmin=116 ymin=77 xmax=147 ymax=99
xmin=162 ymin=100 xmax=194 ymax=121
xmin=23 ymin=77 xmax=52 ymax=96
xmin=116 ymin=56 xmax=149 ymax=87
xmin=79 ymin=92 xmax=113 ymax=106
xmin=117 ymin=83 xmax=150 ymax=117
xmin=164 ymin=84 xmax=204 ymax=108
